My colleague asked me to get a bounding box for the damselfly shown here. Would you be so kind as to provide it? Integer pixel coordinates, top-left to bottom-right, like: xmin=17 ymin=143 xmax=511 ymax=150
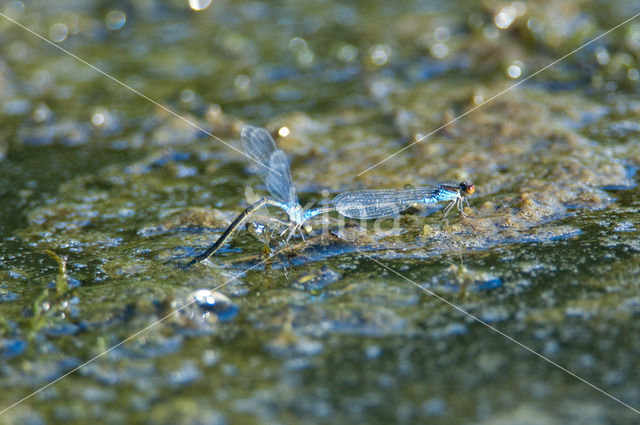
xmin=333 ymin=182 xmax=475 ymax=219
xmin=189 ymin=126 xmax=332 ymax=265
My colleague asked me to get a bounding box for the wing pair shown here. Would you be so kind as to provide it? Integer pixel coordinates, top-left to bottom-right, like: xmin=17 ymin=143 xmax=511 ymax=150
xmin=241 ymin=126 xmax=297 ymax=209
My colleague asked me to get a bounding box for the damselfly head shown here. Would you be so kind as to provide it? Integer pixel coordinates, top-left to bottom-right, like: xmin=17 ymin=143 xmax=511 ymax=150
xmin=459 ymin=181 xmax=474 ymax=196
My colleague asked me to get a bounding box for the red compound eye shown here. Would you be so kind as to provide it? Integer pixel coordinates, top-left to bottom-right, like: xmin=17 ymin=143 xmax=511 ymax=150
xmin=461 ymin=182 xmax=474 ymax=195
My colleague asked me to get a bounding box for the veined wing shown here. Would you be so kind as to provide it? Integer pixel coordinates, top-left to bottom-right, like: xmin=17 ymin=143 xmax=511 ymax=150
xmin=334 ymin=186 xmax=444 ymax=219
xmin=241 ymin=125 xmax=278 ymax=179
xmin=265 ymin=150 xmax=297 ymax=207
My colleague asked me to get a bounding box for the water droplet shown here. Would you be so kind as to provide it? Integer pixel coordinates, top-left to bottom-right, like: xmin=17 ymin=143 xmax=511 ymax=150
xmin=234 ymin=74 xmax=250 ymax=91
xmin=296 ymin=48 xmax=314 ymax=66
xmin=595 ymin=46 xmax=609 ymax=65
xmin=189 ymin=289 xmax=237 ymax=321
xmin=628 ymin=68 xmax=639 ymax=81
xmin=430 ymin=43 xmax=448 ymax=59
xmin=494 ymin=6 xmax=517 ymax=29
xmin=507 ymin=61 xmax=523 ymax=78
xmin=370 ymin=44 xmax=390 ymax=66
xmin=434 ymin=27 xmax=450 ymax=42
xmin=337 ymin=44 xmax=357 ymax=63
xmin=105 ymin=10 xmax=126 ymax=31
xmin=289 ymin=37 xmax=306 ymax=51
xmin=180 ymin=89 xmax=195 ymax=103
xmin=189 ymin=0 xmax=212 ymax=11
xmin=91 ymin=112 xmax=105 ymax=126
xmin=278 ymin=126 xmax=290 ymax=137
xmin=49 ymin=23 xmax=69 ymax=42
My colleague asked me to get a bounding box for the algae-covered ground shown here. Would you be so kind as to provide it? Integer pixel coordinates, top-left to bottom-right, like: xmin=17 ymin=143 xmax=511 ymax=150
xmin=1 ymin=0 xmax=640 ymax=424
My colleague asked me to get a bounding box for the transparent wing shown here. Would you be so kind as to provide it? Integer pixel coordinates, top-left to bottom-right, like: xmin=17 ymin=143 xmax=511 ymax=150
xmin=333 ymin=187 xmax=442 ymax=219
xmin=241 ymin=125 xmax=278 ymax=179
xmin=265 ymin=150 xmax=297 ymax=206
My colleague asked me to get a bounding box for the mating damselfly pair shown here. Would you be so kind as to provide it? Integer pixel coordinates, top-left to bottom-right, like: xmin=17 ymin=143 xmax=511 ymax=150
xmin=189 ymin=126 xmax=474 ymax=265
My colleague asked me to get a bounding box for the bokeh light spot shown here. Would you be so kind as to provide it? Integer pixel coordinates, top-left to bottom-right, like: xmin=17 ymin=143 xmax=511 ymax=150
xmin=278 ymin=127 xmax=290 ymax=137
xmin=49 ymin=23 xmax=69 ymax=42
xmin=189 ymin=0 xmax=212 ymax=11
xmin=105 ymin=10 xmax=127 ymax=31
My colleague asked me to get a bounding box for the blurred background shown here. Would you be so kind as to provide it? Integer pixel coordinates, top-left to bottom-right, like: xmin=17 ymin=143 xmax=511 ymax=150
xmin=1 ymin=0 xmax=640 ymax=424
